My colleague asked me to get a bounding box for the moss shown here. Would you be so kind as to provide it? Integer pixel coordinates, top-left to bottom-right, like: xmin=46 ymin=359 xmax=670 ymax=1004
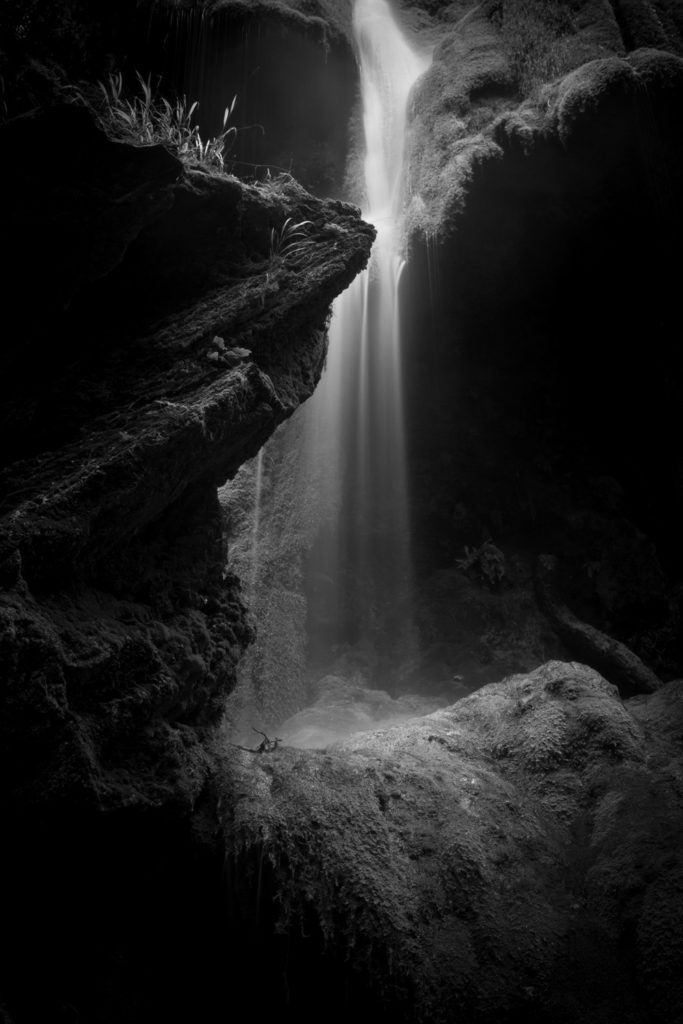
xmin=405 ymin=0 xmax=666 ymax=238
xmin=218 ymin=661 xmax=683 ymax=1021
xmin=492 ymin=0 xmax=612 ymax=98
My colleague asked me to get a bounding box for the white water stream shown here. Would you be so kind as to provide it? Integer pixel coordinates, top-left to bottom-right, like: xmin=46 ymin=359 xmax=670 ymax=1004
xmin=223 ymin=0 xmax=430 ymax=741
xmin=304 ymin=0 xmax=430 ymax=671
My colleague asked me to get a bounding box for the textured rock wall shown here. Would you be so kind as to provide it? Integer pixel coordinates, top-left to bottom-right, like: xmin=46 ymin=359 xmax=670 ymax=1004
xmin=221 ymin=414 xmax=315 ymax=733
xmin=0 ymin=10 xmax=374 ymax=1018
xmin=400 ymin=32 xmax=683 ymax=688
xmin=0 ymin=104 xmax=374 ymax=815
xmin=221 ymin=392 xmax=354 ymax=734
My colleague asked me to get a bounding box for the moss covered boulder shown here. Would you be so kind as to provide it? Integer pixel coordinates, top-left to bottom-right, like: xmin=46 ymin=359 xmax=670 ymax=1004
xmin=221 ymin=660 xmax=683 ymax=1023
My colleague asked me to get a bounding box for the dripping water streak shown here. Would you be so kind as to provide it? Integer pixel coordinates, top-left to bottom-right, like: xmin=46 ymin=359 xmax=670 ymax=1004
xmin=248 ymin=448 xmax=265 ymax=602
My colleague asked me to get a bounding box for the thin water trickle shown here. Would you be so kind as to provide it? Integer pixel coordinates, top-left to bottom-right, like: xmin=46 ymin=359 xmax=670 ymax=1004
xmin=304 ymin=0 xmax=431 ymax=673
xmin=248 ymin=448 xmax=265 ymax=603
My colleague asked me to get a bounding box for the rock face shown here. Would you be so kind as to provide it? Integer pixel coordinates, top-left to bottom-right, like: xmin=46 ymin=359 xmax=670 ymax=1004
xmin=223 ymin=661 xmax=683 ymax=1024
xmin=220 ymin=411 xmax=327 ymax=734
xmin=400 ymin=36 xmax=683 ymax=690
xmin=0 ymin=104 xmax=374 ymax=815
xmin=0 ymin=97 xmax=373 ymax=1024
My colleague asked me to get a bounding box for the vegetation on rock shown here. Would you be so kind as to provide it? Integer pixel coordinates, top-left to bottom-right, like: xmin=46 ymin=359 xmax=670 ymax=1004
xmin=221 ymin=662 xmax=683 ymax=1023
xmin=86 ymin=70 xmax=238 ymax=171
xmin=0 ymin=100 xmax=374 ymax=813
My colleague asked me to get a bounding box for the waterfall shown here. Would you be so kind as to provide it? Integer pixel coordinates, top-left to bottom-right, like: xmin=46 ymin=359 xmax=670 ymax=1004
xmin=305 ymin=0 xmax=430 ymax=680
xmin=248 ymin=448 xmax=265 ymax=603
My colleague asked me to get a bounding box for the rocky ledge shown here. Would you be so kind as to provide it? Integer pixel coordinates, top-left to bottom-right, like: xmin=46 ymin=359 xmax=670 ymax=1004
xmin=0 ymin=104 xmax=375 ymax=815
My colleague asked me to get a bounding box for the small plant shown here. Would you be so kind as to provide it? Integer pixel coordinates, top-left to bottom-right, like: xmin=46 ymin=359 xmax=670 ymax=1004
xmin=269 ymin=217 xmax=313 ymax=265
xmin=89 ymin=71 xmax=236 ymax=171
xmin=457 ymin=540 xmax=506 ymax=588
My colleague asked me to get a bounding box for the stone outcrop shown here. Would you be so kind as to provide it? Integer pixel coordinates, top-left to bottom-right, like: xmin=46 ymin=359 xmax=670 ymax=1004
xmin=222 ymin=660 xmax=683 ymax=1023
xmin=0 ymin=104 xmax=374 ymax=814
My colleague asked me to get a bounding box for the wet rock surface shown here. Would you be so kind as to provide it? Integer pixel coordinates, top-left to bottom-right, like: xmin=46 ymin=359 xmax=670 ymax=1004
xmin=275 ymin=673 xmax=446 ymax=748
xmin=223 ymin=660 xmax=683 ymax=1023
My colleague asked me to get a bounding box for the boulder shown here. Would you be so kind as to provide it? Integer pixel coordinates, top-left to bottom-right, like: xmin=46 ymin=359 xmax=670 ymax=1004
xmin=223 ymin=660 xmax=683 ymax=1023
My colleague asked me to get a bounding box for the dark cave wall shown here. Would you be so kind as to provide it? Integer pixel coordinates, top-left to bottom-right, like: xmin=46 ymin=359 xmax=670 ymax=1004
xmin=402 ymin=45 xmax=683 ymax=685
xmin=0 ymin=5 xmax=373 ymax=1016
xmin=173 ymin=10 xmax=358 ymax=196
xmin=0 ymin=0 xmax=359 ymax=199
xmin=0 ymin=82 xmax=373 ymax=823
xmin=1 ymin=804 xmax=231 ymax=1024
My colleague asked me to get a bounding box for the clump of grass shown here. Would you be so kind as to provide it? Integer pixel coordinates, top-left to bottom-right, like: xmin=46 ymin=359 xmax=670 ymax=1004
xmin=91 ymin=70 xmax=237 ymax=171
xmin=269 ymin=217 xmax=314 ymax=265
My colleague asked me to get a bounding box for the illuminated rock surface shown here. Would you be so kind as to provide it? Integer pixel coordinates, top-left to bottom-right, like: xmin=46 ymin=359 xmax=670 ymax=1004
xmin=223 ymin=661 xmax=683 ymax=1023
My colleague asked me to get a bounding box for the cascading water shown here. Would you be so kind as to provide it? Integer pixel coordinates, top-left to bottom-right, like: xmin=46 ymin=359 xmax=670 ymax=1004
xmin=247 ymin=448 xmax=265 ymax=603
xmin=304 ymin=0 xmax=431 ymax=680
xmin=224 ymin=0 xmax=430 ymax=731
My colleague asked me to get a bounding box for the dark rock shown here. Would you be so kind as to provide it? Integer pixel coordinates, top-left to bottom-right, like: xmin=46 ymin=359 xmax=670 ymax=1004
xmin=0 ymin=106 xmax=374 ymax=814
xmin=535 ymin=554 xmax=662 ymax=694
xmin=401 ymin=36 xmax=683 ymax=686
xmin=160 ymin=0 xmax=354 ymax=40
xmin=550 ymin=54 xmax=641 ymax=149
xmin=612 ymin=0 xmax=683 ymax=52
xmin=0 ymin=104 xmax=182 ymax=331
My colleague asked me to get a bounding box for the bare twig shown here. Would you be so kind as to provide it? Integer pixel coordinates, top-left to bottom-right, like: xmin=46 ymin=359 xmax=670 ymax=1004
xmin=230 ymin=728 xmax=283 ymax=754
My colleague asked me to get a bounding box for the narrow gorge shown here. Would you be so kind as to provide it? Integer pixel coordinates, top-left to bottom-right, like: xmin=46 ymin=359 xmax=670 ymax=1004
xmin=1 ymin=1 xmax=682 ymax=1022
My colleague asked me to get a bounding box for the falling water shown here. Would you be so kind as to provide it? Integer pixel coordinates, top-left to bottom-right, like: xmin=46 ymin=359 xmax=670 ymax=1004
xmin=305 ymin=0 xmax=430 ymax=678
xmin=248 ymin=448 xmax=265 ymax=602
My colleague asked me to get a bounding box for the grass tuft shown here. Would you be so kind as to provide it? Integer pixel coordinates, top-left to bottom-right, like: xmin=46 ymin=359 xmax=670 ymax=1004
xmin=86 ymin=70 xmax=237 ymax=171
xmin=269 ymin=217 xmax=314 ymax=265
